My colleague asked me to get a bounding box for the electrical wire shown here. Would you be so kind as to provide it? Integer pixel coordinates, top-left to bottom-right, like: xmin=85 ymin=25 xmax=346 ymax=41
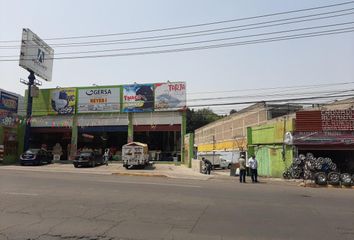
xmin=1 ymin=26 xmax=352 ymax=62
xmin=3 ymin=8 xmax=353 ymax=50
xmin=1 ymin=0 xmax=353 ymax=42
xmin=2 ymin=10 xmax=354 ymax=51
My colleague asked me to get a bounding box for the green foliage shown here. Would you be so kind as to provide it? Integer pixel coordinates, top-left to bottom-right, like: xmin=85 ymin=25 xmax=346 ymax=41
xmin=186 ymin=108 xmax=222 ymax=133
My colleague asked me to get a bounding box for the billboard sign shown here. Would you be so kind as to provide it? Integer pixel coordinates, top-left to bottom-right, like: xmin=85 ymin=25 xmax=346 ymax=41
xmin=0 ymin=91 xmax=18 ymax=113
xmin=123 ymin=84 xmax=154 ymax=112
xmin=0 ymin=110 xmax=17 ymax=127
xmin=154 ymin=82 xmax=186 ymax=111
xmin=19 ymin=28 xmax=54 ymax=81
xmin=49 ymin=88 xmax=76 ymax=115
xmin=77 ymin=87 xmax=121 ymax=113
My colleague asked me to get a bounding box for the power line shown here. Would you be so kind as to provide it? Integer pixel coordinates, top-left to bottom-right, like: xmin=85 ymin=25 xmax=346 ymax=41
xmin=1 ymin=26 xmax=353 ymax=62
xmin=2 ymin=9 xmax=354 ymax=50
xmin=1 ymin=0 xmax=354 ymax=43
xmin=188 ymin=81 xmax=354 ymax=95
xmin=188 ymin=93 xmax=354 ymax=108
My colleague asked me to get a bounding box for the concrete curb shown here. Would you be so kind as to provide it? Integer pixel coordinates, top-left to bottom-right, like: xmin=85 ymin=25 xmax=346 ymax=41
xmin=112 ymin=172 xmax=168 ymax=178
xmin=298 ymin=182 xmax=354 ymax=189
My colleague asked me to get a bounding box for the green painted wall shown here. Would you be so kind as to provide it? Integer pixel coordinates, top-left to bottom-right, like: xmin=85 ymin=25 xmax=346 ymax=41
xmin=249 ymin=118 xmax=295 ymax=178
xmin=250 ymin=119 xmax=294 ymax=145
xmin=254 ymin=145 xmax=293 ymax=178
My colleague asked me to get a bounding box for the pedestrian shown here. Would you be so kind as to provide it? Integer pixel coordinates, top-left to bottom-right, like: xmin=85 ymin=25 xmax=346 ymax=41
xmin=246 ymin=155 xmax=251 ymax=176
xmin=239 ymin=154 xmax=246 ymax=183
xmin=103 ymin=148 xmax=110 ymax=166
xmin=249 ymin=155 xmax=258 ymax=183
xmin=202 ymin=157 xmax=212 ymax=175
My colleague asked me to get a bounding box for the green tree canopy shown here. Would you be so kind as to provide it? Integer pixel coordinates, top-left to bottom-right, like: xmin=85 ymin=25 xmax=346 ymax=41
xmin=186 ymin=108 xmax=222 ymax=133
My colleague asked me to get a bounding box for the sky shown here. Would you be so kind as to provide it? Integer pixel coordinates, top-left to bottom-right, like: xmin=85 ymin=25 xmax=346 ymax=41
xmin=0 ymin=0 xmax=353 ymax=115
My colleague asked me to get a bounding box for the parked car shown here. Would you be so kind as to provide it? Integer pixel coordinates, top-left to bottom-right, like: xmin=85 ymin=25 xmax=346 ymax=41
xmin=20 ymin=148 xmax=53 ymax=166
xmin=73 ymin=151 xmax=104 ymax=168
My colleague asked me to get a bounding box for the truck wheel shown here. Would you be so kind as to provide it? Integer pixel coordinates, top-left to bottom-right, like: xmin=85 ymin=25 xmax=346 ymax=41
xmin=74 ymin=163 xmax=79 ymax=168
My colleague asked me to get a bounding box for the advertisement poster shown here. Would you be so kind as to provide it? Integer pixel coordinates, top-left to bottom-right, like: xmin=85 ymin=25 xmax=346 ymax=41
xmin=123 ymin=84 xmax=154 ymax=112
xmin=31 ymin=89 xmax=50 ymax=116
xmin=0 ymin=109 xmax=17 ymax=127
xmin=77 ymin=87 xmax=120 ymax=113
xmin=49 ymin=88 xmax=76 ymax=115
xmin=0 ymin=91 xmax=18 ymax=113
xmin=154 ymin=82 xmax=186 ymax=111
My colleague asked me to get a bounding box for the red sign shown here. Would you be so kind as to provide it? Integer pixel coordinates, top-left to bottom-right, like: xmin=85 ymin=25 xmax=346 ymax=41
xmin=321 ymin=109 xmax=354 ymax=131
xmin=296 ymin=109 xmax=354 ymax=131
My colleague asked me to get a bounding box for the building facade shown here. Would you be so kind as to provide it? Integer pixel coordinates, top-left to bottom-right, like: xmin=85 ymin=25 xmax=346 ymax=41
xmin=247 ymin=116 xmax=295 ymax=178
xmin=194 ymin=102 xmax=301 ymax=161
xmin=26 ymin=82 xmax=187 ymax=162
xmin=0 ymin=89 xmax=24 ymax=163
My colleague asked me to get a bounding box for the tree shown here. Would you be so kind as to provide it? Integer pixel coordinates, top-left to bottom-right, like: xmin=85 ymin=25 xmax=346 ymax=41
xmin=186 ymin=108 xmax=222 ymax=133
xmin=229 ymin=109 xmax=237 ymax=115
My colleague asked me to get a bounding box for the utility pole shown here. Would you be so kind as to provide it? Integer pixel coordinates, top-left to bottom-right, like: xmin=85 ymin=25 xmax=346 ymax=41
xmin=212 ymin=135 xmax=216 ymax=166
xmin=23 ymin=71 xmax=35 ymax=151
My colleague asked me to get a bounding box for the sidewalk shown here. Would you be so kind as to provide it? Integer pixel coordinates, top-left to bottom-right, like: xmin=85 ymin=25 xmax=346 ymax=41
xmin=0 ymin=162 xmax=301 ymax=185
xmin=0 ymin=162 xmax=213 ymax=180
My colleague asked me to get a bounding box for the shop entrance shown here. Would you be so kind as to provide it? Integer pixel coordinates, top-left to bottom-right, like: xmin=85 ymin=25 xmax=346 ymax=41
xmin=298 ymin=148 xmax=354 ymax=174
xmin=78 ymin=126 xmax=128 ymax=160
xmin=134 ymin=131 xmax=181 ymax=161
xmin=30 ymin=127 xmax=71 ymax=159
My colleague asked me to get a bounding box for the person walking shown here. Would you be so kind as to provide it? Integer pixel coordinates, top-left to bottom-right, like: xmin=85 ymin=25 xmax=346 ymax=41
xmin=202 ymin=157 xmax=212 ymax=175
xmin=103 ymin=148 xmax=110 ymax=166
xmin=249 ymin=155 xmax=258 ymax=183
xmin=239 ymin=154 xmax=246 ymax=183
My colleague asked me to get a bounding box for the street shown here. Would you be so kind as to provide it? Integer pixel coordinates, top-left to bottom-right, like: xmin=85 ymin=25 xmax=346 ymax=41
xmin=0 ymin=169 xmax=353 ymax=240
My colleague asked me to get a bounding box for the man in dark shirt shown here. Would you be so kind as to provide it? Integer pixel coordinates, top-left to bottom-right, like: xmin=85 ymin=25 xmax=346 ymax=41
xmin=202 ymin=157 xmax=212 ymax=175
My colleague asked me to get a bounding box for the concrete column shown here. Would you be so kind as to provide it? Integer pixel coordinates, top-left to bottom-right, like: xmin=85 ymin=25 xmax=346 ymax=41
xmin=69 ymin=115 xmax=78 ymax=160
xmin=127 ymin=112 xmax=133 ymax=143
xmin=181 ymin=110 xmax=187 ymax=164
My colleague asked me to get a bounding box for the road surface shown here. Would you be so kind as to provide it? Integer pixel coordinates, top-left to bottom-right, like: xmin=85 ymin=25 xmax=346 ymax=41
xmin=0 ymin=169 xmax=353 ymax=240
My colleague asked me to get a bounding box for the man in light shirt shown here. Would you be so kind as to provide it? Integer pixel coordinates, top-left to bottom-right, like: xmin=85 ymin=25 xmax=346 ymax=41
xmin=248 ymin=155 xmax=258 ymax=183
xmin=238 ymin=154 xmax=246 ymax=183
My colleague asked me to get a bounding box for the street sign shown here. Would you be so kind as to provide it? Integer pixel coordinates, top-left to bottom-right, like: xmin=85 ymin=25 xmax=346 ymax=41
xmin=19 ymin=28 xmax=54 ymax=81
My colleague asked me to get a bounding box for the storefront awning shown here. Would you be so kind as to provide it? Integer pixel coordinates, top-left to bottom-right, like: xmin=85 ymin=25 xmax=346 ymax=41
xmin=293 ymin=131 xmax=354 ymax=146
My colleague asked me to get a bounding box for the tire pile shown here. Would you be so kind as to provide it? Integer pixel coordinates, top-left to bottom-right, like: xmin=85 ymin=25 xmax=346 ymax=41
xmin=283 ymin=153 xmax=354 ymax=186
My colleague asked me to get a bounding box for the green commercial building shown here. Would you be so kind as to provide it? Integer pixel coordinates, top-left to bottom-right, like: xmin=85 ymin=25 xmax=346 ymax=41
xmin=247 ymin=116 xmax=295 ymax=178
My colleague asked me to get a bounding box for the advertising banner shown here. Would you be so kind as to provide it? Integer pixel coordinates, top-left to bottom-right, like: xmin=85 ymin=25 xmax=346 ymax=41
xmin=154 ymin=82 xmax=186 ymax=111
xmin=77 ymin=87 xmax=121 ymax=113
xmin=30 ymin=89 xmax=50 ymax=116
xmin=0 ymin=109 xmax=17 ymax=127
xmin=19 ymin=28 xmax=54 ymax=82
xmin=123 ymin=84 xmax=154 ymax=112
xmin=49 ymin=88 xmax=76 ymax=115
xmin=0 ymin=91 xmax=18 ymax=113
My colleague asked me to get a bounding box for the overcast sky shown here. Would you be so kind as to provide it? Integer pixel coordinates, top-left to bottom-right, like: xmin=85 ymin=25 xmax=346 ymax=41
xmin=1 ymin=0 xmax=353 ymax=114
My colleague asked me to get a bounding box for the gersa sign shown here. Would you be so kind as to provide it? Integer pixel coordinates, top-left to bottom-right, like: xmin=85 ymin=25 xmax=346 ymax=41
xmin=77 ymin=87 xmax=121 ymax=113
xmin=19 ymin=28 xmax=54 ymax=82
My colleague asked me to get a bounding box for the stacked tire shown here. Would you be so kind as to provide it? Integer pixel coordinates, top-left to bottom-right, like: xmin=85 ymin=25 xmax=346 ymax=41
xmin=283 ymin=153 xmax=352 ymax=186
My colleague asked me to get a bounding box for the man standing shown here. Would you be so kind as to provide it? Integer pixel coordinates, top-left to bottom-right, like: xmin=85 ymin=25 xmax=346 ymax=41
xmin=249 ymin=155 xmax=258 ymax=183
xmin=239 ymin=154 xmax=246 ymax=183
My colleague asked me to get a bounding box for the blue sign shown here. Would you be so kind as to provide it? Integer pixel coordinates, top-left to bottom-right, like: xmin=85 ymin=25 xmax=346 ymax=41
xmin=0 ymin=91 xmax=18 ymax=113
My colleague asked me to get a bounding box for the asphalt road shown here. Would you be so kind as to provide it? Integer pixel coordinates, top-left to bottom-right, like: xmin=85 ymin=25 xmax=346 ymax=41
xmin=0 ymin=169 xmax=353 ymax=240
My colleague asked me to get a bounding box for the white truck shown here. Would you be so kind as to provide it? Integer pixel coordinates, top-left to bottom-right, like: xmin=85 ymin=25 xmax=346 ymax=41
xmin=122 ymin=142 xmax=149 ymax=169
